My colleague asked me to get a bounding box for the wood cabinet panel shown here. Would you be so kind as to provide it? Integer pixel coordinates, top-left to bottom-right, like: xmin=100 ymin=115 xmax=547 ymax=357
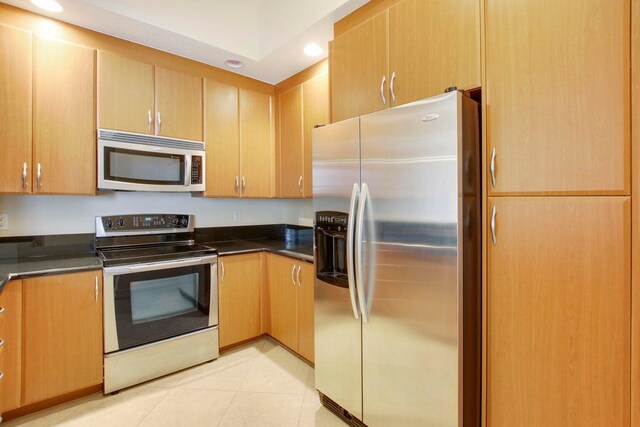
xmin=485 ymin=0 xmax=630 ymax=195
xmin=487 ymin=197 xmax=630 ymax=427
xmin=23 ymin=272 xmax=103 ymax=405
xmin=0 ymin=25 xmax=31 ymax=195
xmin=218 ymin=254 xmax=262 ymax=348
xmin=155 ymin=67 xmax=203 ymax=141
xmin=302 ymin=73 xmax=329 ymax=197
xmin=98 ymin=51 xmax=154 ymax=134
xmin=0 ymin=280 xmax=22 ymax=413
xmin=297 ymin=262 xmax=314 ymax=363
xmin=330 ymin=11 xmax=389 ymax=122
xmin=204 ymin=80 xmax=240 ymax=197
xmin=240 ymin=89 xmax=273 ymax=198
xmin=279 ymin=86 xmax=304 ymax=198
xmin=388 ymin=0 xmax=480 ymax=105
xmin=33 ymin=36 xmax=96 ymax=195
xmin=267 ymin=254 xmax=298 ymax=351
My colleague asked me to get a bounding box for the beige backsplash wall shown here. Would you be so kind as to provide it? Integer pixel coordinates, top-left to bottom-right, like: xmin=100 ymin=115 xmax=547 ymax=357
xmin=0 ymin=193 xmax=314 ymax=237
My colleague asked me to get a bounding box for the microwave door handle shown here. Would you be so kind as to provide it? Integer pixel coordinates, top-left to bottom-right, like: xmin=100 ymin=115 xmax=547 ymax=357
xmin=184 ymin=156 xmax=191 ymax=186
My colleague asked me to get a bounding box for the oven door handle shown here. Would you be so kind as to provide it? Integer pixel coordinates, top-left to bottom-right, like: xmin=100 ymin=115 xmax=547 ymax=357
xmin=104 ymin=255 xmax=217 ymax=275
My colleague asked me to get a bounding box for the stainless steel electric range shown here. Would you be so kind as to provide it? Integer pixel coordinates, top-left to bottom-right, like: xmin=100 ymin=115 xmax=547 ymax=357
xmin=95 ymin=214 xmax=218 ymax=394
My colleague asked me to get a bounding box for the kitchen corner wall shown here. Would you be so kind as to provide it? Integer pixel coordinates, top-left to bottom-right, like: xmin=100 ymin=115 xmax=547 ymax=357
xmin=0 ymin=193 xmax=314 ymax=237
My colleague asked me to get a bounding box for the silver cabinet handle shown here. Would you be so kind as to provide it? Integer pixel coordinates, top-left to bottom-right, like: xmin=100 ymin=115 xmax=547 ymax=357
xmin=235 ymin=176 xmax=239 ymax=194
xmin=95 ymin=276 xmax=99 ymax=302
xmin=291 ymin=264 xmax=296 ymax=286
xmin=298 ymin=176 xmax=303 ymax=192
xmin=355 ymin=183 xmax=369 ymax=323
xmin=0 ymin=372 xmax=4 ymax=381
xmin=22 ymin=162 xmax=27 ymax=189
xmin=36 ymin=163 xmax=42 ymax=190
xmin=490 ymin=148 xmax=496 ymax=188
xmin=296 ymin=265 xmax=301 ymax=287
xmin=0 ymin=306 xmax=4 ymax=315
xmin=156 ymin=111 xmax=162 ymax=134
xmin=490 ymin=205 xmax=497 ymax=246
xmin=221 ymin=261 xmax=225 ymax=282
xmin=380 ymin=75 xmax=387 ymax=105
xmin=346 ymin=183 xmax=360 ymax=320
xmin=390 ymin=72 xmax=396 ymax=103
xmin=241 ymin=177 xmax=246 ymax=195
xmin=0 ymin=339 xmax=4 ymax=348
xmin=147 ymin=110 xmax=152 ymax=131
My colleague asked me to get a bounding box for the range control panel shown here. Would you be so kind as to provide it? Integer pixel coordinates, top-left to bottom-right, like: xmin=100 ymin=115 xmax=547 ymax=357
xmin=97 ymin=214 xmax=193 ymax=235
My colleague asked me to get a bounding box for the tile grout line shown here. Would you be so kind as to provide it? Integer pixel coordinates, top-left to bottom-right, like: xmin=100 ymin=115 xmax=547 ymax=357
xmin=134 ymin=388 xmax=172 ymax=427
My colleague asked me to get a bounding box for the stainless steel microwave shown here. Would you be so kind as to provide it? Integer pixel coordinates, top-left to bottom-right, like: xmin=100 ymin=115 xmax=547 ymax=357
xmin=97 ymin=129 xmax=205 ymax=192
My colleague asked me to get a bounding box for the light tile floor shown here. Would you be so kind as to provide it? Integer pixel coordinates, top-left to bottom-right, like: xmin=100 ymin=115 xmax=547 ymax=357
xmin=5 ymin=338 xmax=346 ymax=427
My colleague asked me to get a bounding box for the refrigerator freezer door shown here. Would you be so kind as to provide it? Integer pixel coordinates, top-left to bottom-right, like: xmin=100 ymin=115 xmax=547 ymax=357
xmin=359 ymin=92 xmax=462 ymax=427
xmin=312 ymin=117 xmax=363 ymax=419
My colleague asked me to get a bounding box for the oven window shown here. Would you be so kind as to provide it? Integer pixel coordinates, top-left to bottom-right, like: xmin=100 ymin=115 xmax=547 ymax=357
xmin=105 ymin=147 xmax=184 ymax=185
xmin=113 ymin=264 xmax=211 ymax=351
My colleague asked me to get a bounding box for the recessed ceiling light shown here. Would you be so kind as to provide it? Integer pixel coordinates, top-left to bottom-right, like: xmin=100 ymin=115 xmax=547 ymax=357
xmin=303 ymin=43 xmax=324 ymax=57
xmin=224 ymin=59 xmax=245 ymax=69
xmin=31 ymin=0 xmax=64 ymax=13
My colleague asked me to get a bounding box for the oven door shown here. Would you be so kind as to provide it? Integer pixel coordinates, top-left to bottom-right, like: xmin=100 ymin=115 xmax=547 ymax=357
xmin=103 ymin=255 xmax=218 ymax=353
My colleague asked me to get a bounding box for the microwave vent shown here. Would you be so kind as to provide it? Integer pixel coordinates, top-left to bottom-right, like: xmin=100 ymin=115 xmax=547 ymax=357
xmin=98 ymin=129 xmax=205 ymax=152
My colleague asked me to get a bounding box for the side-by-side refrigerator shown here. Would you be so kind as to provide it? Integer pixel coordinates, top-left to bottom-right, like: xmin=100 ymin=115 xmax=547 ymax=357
xmin=313 ymin=90 xmax=481 ymax=427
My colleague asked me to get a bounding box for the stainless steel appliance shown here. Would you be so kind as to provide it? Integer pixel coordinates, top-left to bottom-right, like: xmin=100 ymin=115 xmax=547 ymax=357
xmin=313 ymin=91 xmax=481 ymax=427
xmin=97 ymin=129 xmax=205 ymax=192
xmin=96 ymin=214 xmax=218 ymax=393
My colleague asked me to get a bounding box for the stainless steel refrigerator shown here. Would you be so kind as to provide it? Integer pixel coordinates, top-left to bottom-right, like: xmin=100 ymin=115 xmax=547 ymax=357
xmin=312 ymin=90 xmax=481 ymax=427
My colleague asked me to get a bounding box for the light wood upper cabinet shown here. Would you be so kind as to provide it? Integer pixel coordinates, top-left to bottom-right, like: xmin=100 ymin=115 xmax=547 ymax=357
xmin=485 ymin=0 xmax=630 ymax=195
xmin=34 ymin=36 xmax=96 ymax=195
xmin=279 ymin=85 xmax=304 ymax=198
xmin=98 ymin=51 xmax=154 ymax=134
xmin=240 ymin=89 xmax=274 ymax=198
xmin=0 ymin=25 xmax=31 ymax=195
xmin=0 ymin=280 xmax=22 ymax=413
xmin=218 ymin=254 xmax=262 ymax=348
xmin=205 ymin=80 xmax=240 ymax=197
xmin=487 ymin=197 xmax=630 ymax=427
xmin=330 ymin=11 xmax=389 ymax=122
xmin=388 ymin=0 xmax=480 ymax=106
xmin=268 ymin=254 xmax=299 ymax=352
xmin=22 ymin=271 xmax=103 ymax=405
xmin=302 ymin=73 xmax=329 ymax=197
xmin=297 ymin=261 xmax=314 ymax=363
xmin=156 ymin=67 xmax=203 ymax=141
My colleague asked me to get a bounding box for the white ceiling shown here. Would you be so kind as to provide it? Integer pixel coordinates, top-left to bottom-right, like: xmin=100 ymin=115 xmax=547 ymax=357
xmin=2 ymin=0 xmax=369 ymax=83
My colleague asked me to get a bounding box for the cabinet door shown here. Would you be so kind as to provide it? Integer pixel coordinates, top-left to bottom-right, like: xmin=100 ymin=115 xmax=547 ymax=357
xmin=302 ymin=73 xmax=329 ymax=197
xmin=0 ymin=25 xmax=32 ymax=195
xmin=485 ymin=0 xmax=630 ymax=195
xmin=279 ymin=85 xmax=304 ymax=198
xmin=330 ymin=11 xmax=389 ymax=122
xmin=218 ymin=253 xmax=261 ymax=348
xmin=33 ymin=37 xmax=96 ymax=195
xmin=297 ymin=262 xmax=314 ymax=363
xmin=156 ymin=67 xmax=203 ymax=141
xmin=98 ymin=51 xmax=154 ymax=134
xmin=267 ymin=254 xmax=298 ymax=351
xmin=487 ymin=197 xmax=630 ymax=427
xmin=240 ymin=89 xmax=273 ymax=198
xmin=204 ymin=80 xmax=240 ymax=197
xmin=0 ymin=280 xmax=22 ymax=413
xmin=23 ymin=272 xmax=103 ymax=405
xmin=389 ymin=0 xmax=480 ymax=106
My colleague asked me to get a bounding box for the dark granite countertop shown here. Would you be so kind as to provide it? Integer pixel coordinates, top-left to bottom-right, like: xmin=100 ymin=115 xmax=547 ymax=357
xmin=205 ymin=238 xmax=314 ymax=263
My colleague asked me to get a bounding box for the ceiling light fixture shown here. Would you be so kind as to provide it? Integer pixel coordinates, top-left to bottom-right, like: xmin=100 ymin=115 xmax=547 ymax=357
xmin=224 ymin=59 xmax=245 ymax=69
xmin=30 ymin=0 xmax=64 ymax=13
xmin=303 ymin=43 xmax=324 ymax=57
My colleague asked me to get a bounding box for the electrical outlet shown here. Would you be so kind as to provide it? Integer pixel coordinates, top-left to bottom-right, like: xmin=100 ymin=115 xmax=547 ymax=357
xmin=0 ymin=213 xmax=9 ymax=230
xmin=233 ymin=210 xmax=241 ymax=222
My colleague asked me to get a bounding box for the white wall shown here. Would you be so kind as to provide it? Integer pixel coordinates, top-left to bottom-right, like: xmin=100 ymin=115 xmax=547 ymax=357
xmin=0 ymin=192 xmax=313 ymax=237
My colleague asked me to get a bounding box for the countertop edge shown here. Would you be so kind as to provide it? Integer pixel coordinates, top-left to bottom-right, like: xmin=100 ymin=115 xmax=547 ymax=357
xmin=0 ymin=263 xmax=103 ymax=293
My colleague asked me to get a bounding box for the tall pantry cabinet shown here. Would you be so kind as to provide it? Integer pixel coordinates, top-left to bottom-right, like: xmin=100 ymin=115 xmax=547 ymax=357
xmin=484 ymin=0 xmax=631 ymax=426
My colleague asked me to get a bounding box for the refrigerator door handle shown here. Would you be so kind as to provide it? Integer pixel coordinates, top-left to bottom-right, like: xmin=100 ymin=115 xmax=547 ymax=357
xmin=355 ymin=182 xmax=369 ymax=323
xmin=346 ymin=183 xmax=360 ymax=320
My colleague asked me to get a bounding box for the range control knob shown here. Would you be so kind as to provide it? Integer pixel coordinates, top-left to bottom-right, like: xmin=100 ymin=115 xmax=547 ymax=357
xmin=117 ymin=218 xmax=125 ymax=227
xmin=169 ymin=217 xmax=178 ymax=226
xmin=179 ymin=217 xmax=189 ymax=227
xmin=105 ymin=219 xmax=113 ymax=229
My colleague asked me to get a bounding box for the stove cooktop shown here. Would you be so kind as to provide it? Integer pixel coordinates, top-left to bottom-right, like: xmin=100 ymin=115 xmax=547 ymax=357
xmin=99 ymin=243 xmax=216 ymax=267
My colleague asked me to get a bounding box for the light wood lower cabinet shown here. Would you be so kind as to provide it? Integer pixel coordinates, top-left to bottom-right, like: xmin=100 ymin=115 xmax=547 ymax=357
xmin=22 ymin=271 xmax=103 ymax=405
xmin=218 ymin=253 xmax=262 ymax=348
xmin=0 ymin=280 xmax=22 ymax=413
xmin=296 ymin=262 xmax=314 ymax=363
xmin=487 ymin=197 xmax=630 ymax=427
